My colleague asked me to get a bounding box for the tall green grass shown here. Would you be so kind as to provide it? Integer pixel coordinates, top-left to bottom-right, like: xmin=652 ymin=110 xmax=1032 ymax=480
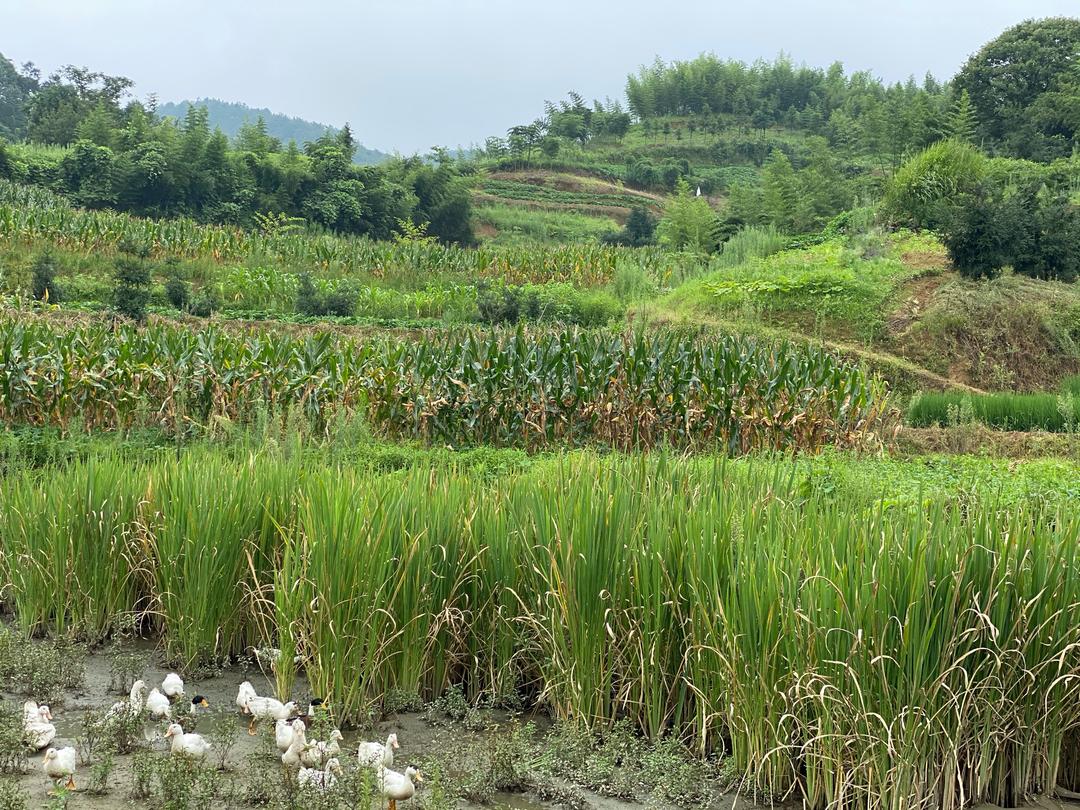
xmin=907 ymin=390 xmax=1080 ymax=432
xmin=1 ymin=449 xmax=1079 ymax=808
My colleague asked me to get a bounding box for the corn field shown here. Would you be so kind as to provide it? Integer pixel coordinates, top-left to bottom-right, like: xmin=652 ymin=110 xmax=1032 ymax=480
xmin=0 ymin=180 xmax=668 ymax=287
xmin=0 ymin=317 xmax=889 ymax=452
xmin=1 ymin=451 xmax=1078 ymax=810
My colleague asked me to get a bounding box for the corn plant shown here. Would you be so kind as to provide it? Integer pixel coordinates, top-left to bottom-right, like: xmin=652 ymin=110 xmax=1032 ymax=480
xmin=0 ymin=316 xmax=892 ymax=453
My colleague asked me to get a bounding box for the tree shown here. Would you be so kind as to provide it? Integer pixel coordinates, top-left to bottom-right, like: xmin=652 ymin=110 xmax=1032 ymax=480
xmin=0 ymin=52 xmax=36 ymax=139
xmin=656 ymin=179 xmax=720 ymax=254
xmin=940 ymin=189 xmax=1014 ymax=279
xmin=760 ymin=150 xmax=802 ymax=232
xmin=955 ymin=17 xmax=1080 ymax=155
xmin=235 ymin=116 xmax=279 ymax=155
xmin=624 ymin=207 xmax=657 ymax=245
xmin=946 ymin=90 xmax=978 ymax=144
xmin=603 ymin=207 xmax=657 ymax=247
xmin=1014 ymin=190 xmax=1080 ymax=282
xmin=60 ymin=140 xmax=116 ymax=208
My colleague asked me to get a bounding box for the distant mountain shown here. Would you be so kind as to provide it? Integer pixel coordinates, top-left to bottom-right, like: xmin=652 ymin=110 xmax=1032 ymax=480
xmin=156 ymin=98 xmax=390 ymax=165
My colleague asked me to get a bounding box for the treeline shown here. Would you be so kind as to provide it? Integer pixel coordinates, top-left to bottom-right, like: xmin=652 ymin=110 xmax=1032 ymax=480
xmin=481 ymin=93 xmax=633 ymax=160
xmin=155 ymin=98 xmax=389 ymax=165
xmin=625 ymin=17 xmax=1080 ymax=161
xmin=0 ymin=58 xmax=474 ymax=244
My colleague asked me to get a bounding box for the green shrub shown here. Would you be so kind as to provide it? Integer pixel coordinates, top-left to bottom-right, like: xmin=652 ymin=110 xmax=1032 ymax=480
xmin=112 ymin=257 xmax=152 ymax=323
xmin=477 ymin=282 xmax=623 ymax=326
xmin=59 ymin=274 xmax=111 ymax=303
xmin=940 ymin=190 xmax=1016 ymax=279
xmin=189 ymin=289 xmax=220 ymax=318
xmin=476 ymin=281 xmax=521 ymax=324
xmin=165 ymin=274 xmax=191 ymax=311
xmin=883 ymin=139 xmax=987 ymax=230
xmin=296 ymin=272 xmax=357 ymax=317
xmin=716 ymin=224 xmax=788 ymax=268
xmin=30 ymin=251 xmax=62 ymax=303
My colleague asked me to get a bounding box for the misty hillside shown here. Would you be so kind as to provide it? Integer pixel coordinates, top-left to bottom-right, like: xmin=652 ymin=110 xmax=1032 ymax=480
xmin=157 ymin=98 xmax=390 ymax=165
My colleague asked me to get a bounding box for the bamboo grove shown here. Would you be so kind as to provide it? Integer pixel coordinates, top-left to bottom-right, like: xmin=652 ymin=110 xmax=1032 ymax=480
xmin=1 ymin=452 xmax=1079 ymax=810
xmin=0 ymin=317 xmax=889 ymax=452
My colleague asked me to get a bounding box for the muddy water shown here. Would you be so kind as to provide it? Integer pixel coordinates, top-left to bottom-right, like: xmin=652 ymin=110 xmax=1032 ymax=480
xmin=5 ymin=644 xmax=692 ymax=810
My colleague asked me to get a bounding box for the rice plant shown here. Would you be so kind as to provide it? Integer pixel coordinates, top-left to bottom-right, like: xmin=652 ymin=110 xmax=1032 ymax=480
xmin=907 ymin=390 xmax=1080 ymax=432
xmin=1 ymin=449 xmax=1079 ymax=808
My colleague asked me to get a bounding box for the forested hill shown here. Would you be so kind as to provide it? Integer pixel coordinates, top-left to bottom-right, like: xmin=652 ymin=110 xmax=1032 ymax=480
xmin=156 ymin=98 xmax=390 ymax=164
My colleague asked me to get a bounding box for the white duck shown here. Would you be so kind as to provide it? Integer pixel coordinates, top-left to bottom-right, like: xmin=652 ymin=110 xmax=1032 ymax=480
xmin=358 ymin=733 xmax=399 ymax=769
xmin=236 ymin=681 xmax=258 ymax=714
xmin=377 ymin=764 xmax=422 ymax=810
xmin=22 ymin=700 xmax=40 ymax=724
xmin=281 ymin=721 xmax=308 ymax=769
xmin=161 ymin=673 xmax=185 ymax=701
xmin=301 ymin=729 xmax=344 ymax=768
xmin=107 ymin=679 xmax=148 ymax=719
xmin=245 ymin=696 xmax=296 ymax=734
xmin=299 ymin=757 xmax=342 ymax=792
xmin=43 ymin=747 xmax=77 ymax=790
xmin=24 ymin=705 xmax=56 ymax=750
xmin=164 ymin=722 xmax=212 ymax=760
xmin=146 ymin=687 xmax=172 ymax=720
xmin=276 ymin=717 xmax=306 ymax=753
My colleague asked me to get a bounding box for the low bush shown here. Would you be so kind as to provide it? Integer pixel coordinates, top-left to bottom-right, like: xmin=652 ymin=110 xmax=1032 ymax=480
xmin=476 ymin=281 xmax=623 ymax=326
xmin=297 ymin=272 xmax=358 ymax=317
xmin=112 ymin=256 xmax=152 ymax=323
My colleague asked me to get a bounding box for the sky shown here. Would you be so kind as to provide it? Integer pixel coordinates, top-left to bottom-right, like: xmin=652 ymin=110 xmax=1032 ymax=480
xmin=5 ymin=0 xmax=1078 ymax=154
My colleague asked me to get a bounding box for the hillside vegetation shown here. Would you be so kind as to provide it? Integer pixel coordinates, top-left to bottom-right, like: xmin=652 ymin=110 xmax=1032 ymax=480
xmin=157 ymin=98 xmax=390 ymax=164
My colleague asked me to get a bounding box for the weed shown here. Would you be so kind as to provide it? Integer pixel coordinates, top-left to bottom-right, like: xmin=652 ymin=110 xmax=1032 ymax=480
xmin=536 ymin=720 xmax=715 ymax=805
xmin=0 ymin=633 xmax=84 ymax=706
xmin=107 ymin=647 xmax=147 ymax=693
xmin=87 ymin=749 xmax=114 ymax=794
xmin=204 ymin=709 xmax=240 ymax=771
xmin=81 ymin=705 xmax=144 ymax=757
xmin=383 ymin=689 xmax=424 ymax=715
xmin=0 ymin=779 xmax=28 ymax=810
xmin=154 ymin=754 xmax=219 ymax=810
xmin=129 ymin=750 xmax=157 ymax=799
xmin=423 ymin=684 xmax=487 ymax=730
xmin=0 ymin=705 xmax=26 ymax=775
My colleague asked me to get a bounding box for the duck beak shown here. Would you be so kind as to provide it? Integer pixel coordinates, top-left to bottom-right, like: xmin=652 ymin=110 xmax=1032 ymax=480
xmin=200 ymin=699 xmax=209 ymax=708
xmin=415 ymin=772 xmax=424 ymax=783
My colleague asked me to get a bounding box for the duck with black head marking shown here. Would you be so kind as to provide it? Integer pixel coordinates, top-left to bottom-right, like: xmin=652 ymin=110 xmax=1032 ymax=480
xmin=179 ymin=694 xmax=210 ymax=733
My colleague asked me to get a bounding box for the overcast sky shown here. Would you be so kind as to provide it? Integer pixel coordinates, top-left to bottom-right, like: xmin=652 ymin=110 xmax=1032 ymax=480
xmin=5 ymin=1 xmax=1077 ymax=154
